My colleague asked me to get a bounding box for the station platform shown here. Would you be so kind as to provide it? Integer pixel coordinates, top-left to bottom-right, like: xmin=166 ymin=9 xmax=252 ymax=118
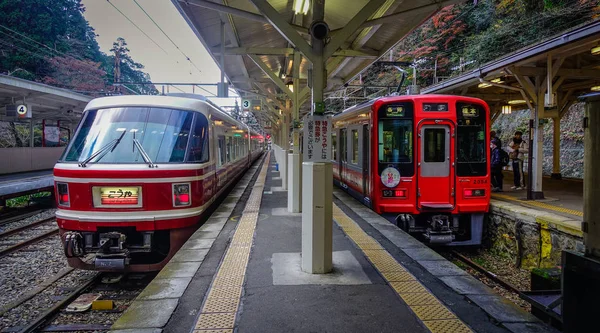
xmin=111 ymin=152 xmax=559 ymax=333
xmin=492 ymin=172 xmax=582 ymax=220
xmin=0 ymin=170 xmax=54 ymax=202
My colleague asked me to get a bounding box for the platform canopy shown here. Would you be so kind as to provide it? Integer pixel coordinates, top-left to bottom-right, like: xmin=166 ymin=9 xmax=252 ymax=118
xmin=173 ymin=0 xmax=461 ymax=122
xmin=422 ymin=21 xmax=600 ymax=121
xmin=0 ymin=74 xmax=91 ymax=121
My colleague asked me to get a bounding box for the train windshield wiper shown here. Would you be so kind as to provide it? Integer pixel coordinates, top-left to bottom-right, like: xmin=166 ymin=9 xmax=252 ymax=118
xmin=79 ymin=129 xmax=127 ymax=167
xmin=132 ymin=137 xmax=155 ymax=168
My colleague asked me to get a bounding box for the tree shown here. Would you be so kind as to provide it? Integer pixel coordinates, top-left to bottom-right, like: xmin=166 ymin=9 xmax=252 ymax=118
xmin=42 ymin=56 xmax=106 ymax=93
xmin=108 ymin=37 xmax=158 ymax=95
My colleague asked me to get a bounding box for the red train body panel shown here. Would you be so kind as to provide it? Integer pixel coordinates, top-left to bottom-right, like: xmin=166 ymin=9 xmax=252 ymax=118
xmin=332 ymin=95 xmax=490 ymax=245
xmin=53 ymin=94 xmax=264 ymax=271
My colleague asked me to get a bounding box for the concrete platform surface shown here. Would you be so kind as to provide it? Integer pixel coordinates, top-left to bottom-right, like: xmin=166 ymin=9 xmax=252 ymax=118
xmin=113 ymin=152 xmax=560 ymax=333
xmin=0 ymin=169 xmax=53 ymax=198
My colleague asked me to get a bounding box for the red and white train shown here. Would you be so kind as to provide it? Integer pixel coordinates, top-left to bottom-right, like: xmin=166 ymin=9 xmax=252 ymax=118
xmin=53 ymin=94 xmax=264 ymax=271
xmin=332 ymin=95 xmax=490 ymax=245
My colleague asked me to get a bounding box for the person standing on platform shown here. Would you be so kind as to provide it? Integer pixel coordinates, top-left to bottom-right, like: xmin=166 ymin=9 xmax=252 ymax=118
xmin=490 ymin=137 xmax=504 ymax=192
xmin=507 ymin=131 xmax=528 ymax=190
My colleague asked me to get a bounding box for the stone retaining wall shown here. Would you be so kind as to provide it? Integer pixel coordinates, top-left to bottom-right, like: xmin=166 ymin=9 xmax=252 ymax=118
xmin=487 ymin=200 xmax=583 ymax=269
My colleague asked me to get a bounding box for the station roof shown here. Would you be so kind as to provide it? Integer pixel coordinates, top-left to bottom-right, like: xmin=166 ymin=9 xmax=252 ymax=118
xmin=421 ymin=20 xmax=600 ymax=119
xmin=0 ymin=74 xmax=91 ymax=122
xmin=173 ymin=0 xmax=460 ymax=119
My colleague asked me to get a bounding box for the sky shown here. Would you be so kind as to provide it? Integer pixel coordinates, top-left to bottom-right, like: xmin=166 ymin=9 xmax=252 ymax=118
xmin=81 ymin=0 xmax=239 ymax=107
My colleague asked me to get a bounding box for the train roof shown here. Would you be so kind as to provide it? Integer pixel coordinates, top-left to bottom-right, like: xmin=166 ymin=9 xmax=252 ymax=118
xmin=83 ymin=94 xmax=249 ymax=131
xmin=332 ymin=94 xmax=488 ymax=120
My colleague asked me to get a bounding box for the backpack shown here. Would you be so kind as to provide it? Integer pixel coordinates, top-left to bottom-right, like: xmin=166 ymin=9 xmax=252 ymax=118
xmin=500 ymin=149 xmax=509 ymax=167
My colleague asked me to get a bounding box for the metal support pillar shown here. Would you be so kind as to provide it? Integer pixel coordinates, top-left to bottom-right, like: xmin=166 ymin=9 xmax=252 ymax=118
xmin=583 ymin=96 xmax=600 ymax=258
xmin=301 ymin=0 xmax=332 ymax=274
xmin=289 ymin=51 xmax=302 ymax=212
xmin=551 ymin=117 xmax=562 ymax=179
xmin=529 ymin=91 xmax=545 ymax=199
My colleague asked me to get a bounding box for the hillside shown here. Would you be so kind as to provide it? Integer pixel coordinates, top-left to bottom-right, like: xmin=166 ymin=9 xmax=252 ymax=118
xmin=0 ymin=0 xmax=156 ymax=95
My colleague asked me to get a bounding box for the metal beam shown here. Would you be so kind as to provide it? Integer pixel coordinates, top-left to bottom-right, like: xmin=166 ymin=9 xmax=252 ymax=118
xmin=323 ymin=0 xmax=388 ymax=59
xmin=215 ymin=47 xmax=378 ymax=58
xmin=511 ymin=66 xmax=600 ymax=79
xmin=357 ymin=1 xmax=449 ymax=28
xmin=178 ymin=0 xmax=308 ymax=34
xmin=248 ymin=0 xmax=314 ymax=62
xmin=249 ymin=54 xmax=293 ymax=98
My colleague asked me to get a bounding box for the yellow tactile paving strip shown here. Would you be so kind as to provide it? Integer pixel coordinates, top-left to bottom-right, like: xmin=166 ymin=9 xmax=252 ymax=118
xmin=492 ymin=193 xmax=583 ymax=217
xmin=332 ymin=204 xmax=473 ymax=333
xmin=193 ymin=153 xmax=270 ymax=332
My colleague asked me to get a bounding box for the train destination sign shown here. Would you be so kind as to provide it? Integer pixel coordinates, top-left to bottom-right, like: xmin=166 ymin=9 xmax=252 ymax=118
xmin=460 ymin=106 xmax=480 ymax=118
xmin=303 ymin=115 xmax=331 ymax=162
xmin=100 ymin=187 xmax=139 ymax=205
xmin=385 ymin=106 xmax=405 ymax=117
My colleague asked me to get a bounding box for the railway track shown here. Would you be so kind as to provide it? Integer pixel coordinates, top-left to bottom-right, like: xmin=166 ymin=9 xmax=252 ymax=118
xmin=0 ymin=209 xmax=44 ymax=228
xmin=0 ymin=216 xmax=58 ymax=258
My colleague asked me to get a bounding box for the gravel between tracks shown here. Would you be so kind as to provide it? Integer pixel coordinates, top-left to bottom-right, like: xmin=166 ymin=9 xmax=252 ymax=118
xmin=0 ymin=209 xmax=56 ymax=234
xmin=0 ymin=235 xmax=68 ymax=310
xmin=447 ymin=250 xmax=532 ymax=311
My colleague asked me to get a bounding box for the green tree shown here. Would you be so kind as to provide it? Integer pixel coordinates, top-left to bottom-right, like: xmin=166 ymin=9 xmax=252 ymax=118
xmin=108 ymin=37 xmax=158 ymax=95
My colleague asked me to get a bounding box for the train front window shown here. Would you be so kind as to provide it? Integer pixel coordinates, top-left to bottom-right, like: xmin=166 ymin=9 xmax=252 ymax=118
xmin=378 ymin=119 xmax=414 ymax=177
xmin=62 ymin=107 xmax=204 ymax=164
xmin=456 ymin=102 xmax=487 ymax=176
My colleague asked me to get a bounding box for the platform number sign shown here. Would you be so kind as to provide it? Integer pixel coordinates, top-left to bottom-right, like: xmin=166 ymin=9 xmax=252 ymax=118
xmin=16 ymin=104 xmax=31 ymax=119
xmin=303 ymin=115 xmax=331 ymax=162
xmin=242 ymin=99 xmax=250 ymax=111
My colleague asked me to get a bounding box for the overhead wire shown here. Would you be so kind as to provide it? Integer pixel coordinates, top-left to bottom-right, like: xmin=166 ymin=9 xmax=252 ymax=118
xmin=132 ymin=0 xmax=202 ymax=75
xmin=106 ymin=0 xmax=169 ymax=55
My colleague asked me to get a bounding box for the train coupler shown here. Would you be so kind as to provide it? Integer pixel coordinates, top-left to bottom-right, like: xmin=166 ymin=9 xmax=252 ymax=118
xmin=424 ymin=215 xmax=455 ymax=244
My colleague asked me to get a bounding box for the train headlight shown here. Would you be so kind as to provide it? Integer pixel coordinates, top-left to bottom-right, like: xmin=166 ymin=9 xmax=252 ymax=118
xmin=173 ymin=183 xmax=191 ymax=207
xmin=464 ymin=189 xmax=485 ymax=198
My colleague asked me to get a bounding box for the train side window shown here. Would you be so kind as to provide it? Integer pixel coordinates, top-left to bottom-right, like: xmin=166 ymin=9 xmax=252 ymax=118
xmin=351 ymin=129 xmax=359 ymax=164
xmin=423 ymin=128 xmax=446 ymax=162
xmin=226 ymin=136 xmax=231 ymax=162
xmin=378 ymin=119 xmax=412 ymax=163
xmin=218 ymin=135 xmax=225 ymax=167
xmin=187 ymin=114 xmax=209 ymax=163
xmin=340 ymin=129 xmax=347 ymax=163
xmin=332 ymin=132 xmax=337 ymax=160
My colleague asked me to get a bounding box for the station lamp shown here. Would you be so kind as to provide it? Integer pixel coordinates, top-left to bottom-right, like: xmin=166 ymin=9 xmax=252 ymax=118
xmin=501 ymin=105 xmax=512 ymax=115
xmin=591 ymin=85 xmax=600 ymax=91
xmin=507 ymin=99 xmax=527 ymax=105
xmin=285 ymin=76 xmax=294 ymax=93
xmin=591 ymin=45 xmax=600 ymax=55
xmin=293 ymin=0 xmax=310 ymax=15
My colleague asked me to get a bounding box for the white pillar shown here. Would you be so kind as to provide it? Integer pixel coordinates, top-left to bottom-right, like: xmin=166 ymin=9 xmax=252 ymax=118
xmin=288 ymin=152 xmax=302 ymax=212
xmin=531 ymin=94 xmax=545 ymax=199
xmin=301 ymin=162 xmax=332 ymax=274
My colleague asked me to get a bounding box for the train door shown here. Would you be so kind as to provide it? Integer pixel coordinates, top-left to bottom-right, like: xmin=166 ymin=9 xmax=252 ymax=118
xmin=362 ymin=124 xmax=369 ymax=197
xmin=417 ymin=121 xmax=455 ymax=209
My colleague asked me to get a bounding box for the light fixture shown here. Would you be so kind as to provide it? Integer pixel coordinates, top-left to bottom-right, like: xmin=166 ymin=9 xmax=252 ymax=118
xmin=592 ymin=45 xmax=600 ymax=55
xmin=214 ymin=120 xmax=223 ymax=126
xmin=477 ymin=82 xmax=492 ymax=88
xmin=508 ymin=99 xmax=527 ymax=105
xmin=501 ymin=105 xmax=512 ymax=115
xmin=293 ymin=0 xmax=310 ymax=15
xmin=285 ymin=76 xmax=294 ymax=93
xmin=591 ymin=85 xmax=600 ymax=91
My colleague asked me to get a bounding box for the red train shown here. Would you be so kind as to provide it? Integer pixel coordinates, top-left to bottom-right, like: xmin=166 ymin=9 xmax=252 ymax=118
xmin=53 ymin=94 xmax=264 ymax=271
xmin=332 ymin=95 xmax=490 ymax=245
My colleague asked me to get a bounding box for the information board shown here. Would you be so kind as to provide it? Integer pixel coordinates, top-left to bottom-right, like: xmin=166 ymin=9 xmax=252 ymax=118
xmin=303 ymin=115 xmax=331 ymax=162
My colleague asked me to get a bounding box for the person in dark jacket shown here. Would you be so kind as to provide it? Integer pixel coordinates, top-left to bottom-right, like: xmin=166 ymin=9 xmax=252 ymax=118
xmin=490 ymin=137 xmax=503 ymax=192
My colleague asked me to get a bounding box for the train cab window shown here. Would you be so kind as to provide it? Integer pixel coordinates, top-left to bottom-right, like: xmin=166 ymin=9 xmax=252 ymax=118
xmin=351 ymin=129 xmax=359 ymax=164
xmin=378 ymin=119 xmax=412 ymax=163
xmin=187 ymin=114 xmax=209 ymax=163
xmin=332 ymin=133 xmax=337 ymax=160
xmin=456 ymin=102 xmax=487 ymax=176
xmin=423 ymin=129 xmax=446 ymax=162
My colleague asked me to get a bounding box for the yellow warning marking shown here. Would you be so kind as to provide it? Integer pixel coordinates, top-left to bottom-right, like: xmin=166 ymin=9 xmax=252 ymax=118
xmin=492 ymin=193 xmax=583 ymax=217
xmin=193 ymin=153 xmax=270 ymax=331
xmin=332 ymin=204 xmax=472 ymax=333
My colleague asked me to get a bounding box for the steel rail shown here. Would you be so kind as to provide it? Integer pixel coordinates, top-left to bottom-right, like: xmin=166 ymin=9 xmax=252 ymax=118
xmin=450 ymin=250 xmax=522 ymax=295
xmin=0 ymin=209 xmax=43 ymax=227
xmin=0 ymin=216 xmax=56 ymax=239
xmin=0 ymin=228 xmax=59 ymax=258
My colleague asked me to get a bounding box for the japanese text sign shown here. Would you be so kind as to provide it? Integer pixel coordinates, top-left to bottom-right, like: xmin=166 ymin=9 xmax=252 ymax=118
xmin=303 ymin=115 xmax=331 ymax=162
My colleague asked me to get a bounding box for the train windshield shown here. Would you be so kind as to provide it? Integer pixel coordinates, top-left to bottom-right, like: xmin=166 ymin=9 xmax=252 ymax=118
xmin=456 ymin=102 xmax=487 ymax=176
xmin=62 ymin=107 xmax=209 ymax=164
